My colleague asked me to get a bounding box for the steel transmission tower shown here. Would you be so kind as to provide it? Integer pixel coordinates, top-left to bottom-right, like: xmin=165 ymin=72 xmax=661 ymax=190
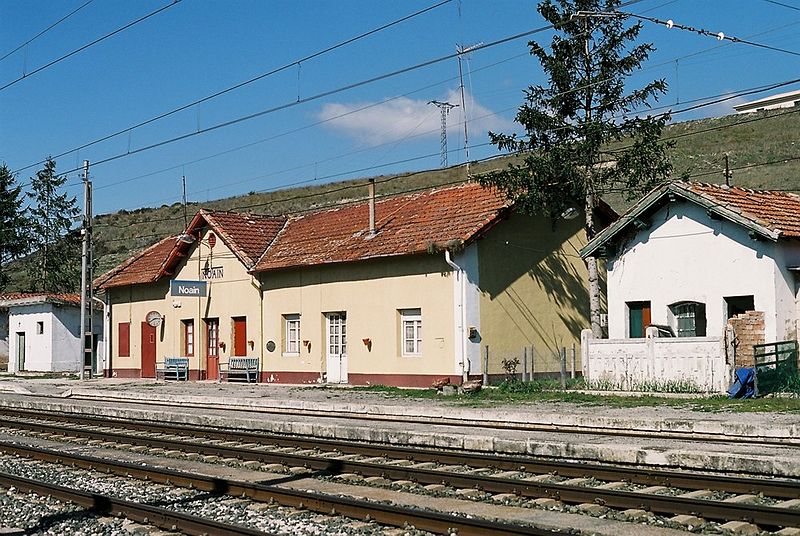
xmin=428 ymin=100 xmax=458 ymax=168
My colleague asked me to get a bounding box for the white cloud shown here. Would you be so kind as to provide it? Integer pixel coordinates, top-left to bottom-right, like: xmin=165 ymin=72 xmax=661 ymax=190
xmin=317 ymin=89 xmax=514 ymax=145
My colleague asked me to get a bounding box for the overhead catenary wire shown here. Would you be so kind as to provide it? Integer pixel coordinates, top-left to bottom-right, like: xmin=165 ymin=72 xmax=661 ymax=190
xmin=10 ymin=0 xmax=455 ymax=175
xmin=13 ymin=0 xmax=649 ymax=179
xmin=0 ymin=0 xmax=95 ymax=63
xmin=623 ymin=11 xmax=800 ymax=58
xmin=97 ymin=76 xmax=800 ymax=220
xmin=0 ymin=0 xmax=181 ymax=93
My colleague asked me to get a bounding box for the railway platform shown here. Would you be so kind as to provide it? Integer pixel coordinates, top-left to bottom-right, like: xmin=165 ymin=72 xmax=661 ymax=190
xmin=0 ymin=378 xmax=797 ymax=478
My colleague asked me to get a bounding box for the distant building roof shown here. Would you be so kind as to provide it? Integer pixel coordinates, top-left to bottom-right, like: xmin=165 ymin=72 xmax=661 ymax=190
xmin=254 ymin=182 xmax=511 ymax=271
xmin=733 ymin=89 xmax=800 ymax=113
xmin=0 ymin=293 xmax=82 ymax=308
xmin=582 ymin=181 xmax=800 ymax=258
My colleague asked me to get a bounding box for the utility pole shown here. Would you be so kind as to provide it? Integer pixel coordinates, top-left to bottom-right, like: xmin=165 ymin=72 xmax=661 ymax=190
xmin=428 ymin=100 xmax=458 ymax=168
xmin=79 ymin=160 xmax=94 ymax=380
xmin=182 ymin=175 xmax=189 ymax=229
xmin=456 ymin=42 xmax=482 ymax=175
xmin=723 ymin=153 xmax=732 ymax=186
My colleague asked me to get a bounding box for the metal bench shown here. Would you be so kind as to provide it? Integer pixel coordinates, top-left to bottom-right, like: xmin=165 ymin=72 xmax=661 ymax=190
xmin=157 ymin=357 xmax=189 ymax=381
xmin=218 ymin=357 xmax=259 ymax=383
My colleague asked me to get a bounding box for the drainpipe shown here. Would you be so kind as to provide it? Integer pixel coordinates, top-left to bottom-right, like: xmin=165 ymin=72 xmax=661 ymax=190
xmin=444 ymin=250 xmax=469 ymax=382
xmin=92 ymin=295 xmax=109 ymax=377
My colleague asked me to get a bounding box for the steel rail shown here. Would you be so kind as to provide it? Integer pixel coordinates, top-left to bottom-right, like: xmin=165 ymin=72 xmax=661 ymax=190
xmin=1 ymin=408 xmax=798 ymax=497
xmin=0 ymin=441 xmax=561 ymax=536
xmin=1 ymin=416 xmax=799 ymax=529
xmin=61 ymin=393 xmax=800 ymax=447
xmin=0 ymin=469 xmax=270 ymax=536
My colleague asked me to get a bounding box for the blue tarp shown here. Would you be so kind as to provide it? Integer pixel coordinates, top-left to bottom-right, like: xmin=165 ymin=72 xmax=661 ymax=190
xmin=728 ymin=367 xmax=756 ymax=399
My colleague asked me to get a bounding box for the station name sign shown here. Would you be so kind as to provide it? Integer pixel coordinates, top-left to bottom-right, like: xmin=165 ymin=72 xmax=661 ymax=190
xmin=170 ymin=280 xmax=207 ymax=297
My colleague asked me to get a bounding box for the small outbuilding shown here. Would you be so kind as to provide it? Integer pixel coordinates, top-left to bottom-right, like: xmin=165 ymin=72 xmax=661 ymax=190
xmin=580 ymin=181 xmax=800 ymax=392
xmin=0 ymin=293 xmax=105 ymax=375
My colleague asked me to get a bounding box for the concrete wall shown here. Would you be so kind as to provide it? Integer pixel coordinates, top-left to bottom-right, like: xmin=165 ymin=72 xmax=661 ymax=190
xmin=582 ymin=328 xmax=731 ymax=393
xmin=108 ymin=228 xmax=263 ymax=378
xmin=259 ymin=254 xmax=457 ymax=386
xmin=607 ymin=201 xmax=782 ymax=340
xmin=477 ymin=211 xmax=590 ymax=375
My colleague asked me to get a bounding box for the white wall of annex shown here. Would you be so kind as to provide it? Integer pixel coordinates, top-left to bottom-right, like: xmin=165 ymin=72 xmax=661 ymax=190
xmin=607 ymin=201 xmax=779 ymax=340
xmin=7 ymin=304 xmax=55 ymax=372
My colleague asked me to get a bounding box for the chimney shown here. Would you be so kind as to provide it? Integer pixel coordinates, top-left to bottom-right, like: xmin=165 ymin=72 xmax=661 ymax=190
xmin=368 ymin=179 xmax=376 ymax=236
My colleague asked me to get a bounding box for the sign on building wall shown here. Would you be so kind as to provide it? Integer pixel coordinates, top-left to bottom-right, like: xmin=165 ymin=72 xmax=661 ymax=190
xmin=201 ymin=266 xmax=224 ymax=280
xmin=170 ymin=280 xmax=208 ymax=297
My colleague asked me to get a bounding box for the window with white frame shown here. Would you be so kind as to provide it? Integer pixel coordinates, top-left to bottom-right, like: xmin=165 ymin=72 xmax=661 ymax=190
xmin=401 ymin=309 xmax=422 ymax=356
xmin=283 ymin=314 xmax=300 ymax=355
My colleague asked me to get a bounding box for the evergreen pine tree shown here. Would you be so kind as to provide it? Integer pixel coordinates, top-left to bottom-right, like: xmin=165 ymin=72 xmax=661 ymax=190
xmin=480 ymin=0 xmax=673 ymax=337
xmin=27 ymin=158 xmax=81 ymax=292
xmin=0 ymin=164 xmax=29 ymax=293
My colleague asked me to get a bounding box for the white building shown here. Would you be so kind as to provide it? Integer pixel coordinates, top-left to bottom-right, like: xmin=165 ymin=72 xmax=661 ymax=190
xmin=733 ymin=90 xmax=800 ymax=114
xmin=0 ymin=293 xmax=105 ymax=375
xmin=579 ymin=182 xmax=800 ymax=392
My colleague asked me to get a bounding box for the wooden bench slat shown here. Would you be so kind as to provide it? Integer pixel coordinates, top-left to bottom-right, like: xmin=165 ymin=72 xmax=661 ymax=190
xmin=218 ymin=357 xmax=259 ymax=383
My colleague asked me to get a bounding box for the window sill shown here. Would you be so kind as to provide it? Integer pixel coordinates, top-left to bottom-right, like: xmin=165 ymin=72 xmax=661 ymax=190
xmin=402 ymin=353 xmax=422 ymax=358
xmin=282 ymin=352 xmax=300 ymax=357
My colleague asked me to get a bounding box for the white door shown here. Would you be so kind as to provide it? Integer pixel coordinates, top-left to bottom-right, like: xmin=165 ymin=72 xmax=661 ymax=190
xmin=326 ymin=313 xmax=347 ymax=383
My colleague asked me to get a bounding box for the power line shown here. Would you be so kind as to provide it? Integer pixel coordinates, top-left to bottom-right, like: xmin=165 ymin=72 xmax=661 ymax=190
xmin=0 ymin=0 xmax=95 ymax=63
xmin=0 ymin=0 xmax=181 ymax=93
xmin=761 ymin=0 xmax=800 ymax=12
xmin=625 ymin=11 xmax=800 ymax=58
xmin=95 ymin=74 xmax=800 ymax=217
xmin=10 ymin=0 xmax=454 ymax=176
xmin=19 ymin=21 xmax=565 ymax=180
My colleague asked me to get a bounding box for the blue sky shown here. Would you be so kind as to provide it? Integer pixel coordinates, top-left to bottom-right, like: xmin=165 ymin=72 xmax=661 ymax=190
xmin=1 ymin=0 xmax=799 ymax=216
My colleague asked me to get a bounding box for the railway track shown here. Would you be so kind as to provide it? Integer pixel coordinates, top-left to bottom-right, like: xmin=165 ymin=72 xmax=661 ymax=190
xmin=0 ymin=441 xmax=557 ymax=536
xmin=1 ymin=407 xmax=799 ymax=532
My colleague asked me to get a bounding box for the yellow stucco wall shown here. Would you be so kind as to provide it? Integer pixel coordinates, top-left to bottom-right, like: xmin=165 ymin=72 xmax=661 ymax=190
xmin=259 ymin=254 xmax=456 ymax=382
xmin=107 ymin=228 xmax=263 ymax=376
xmin=477 ymin=212 xmax=590 ymax=375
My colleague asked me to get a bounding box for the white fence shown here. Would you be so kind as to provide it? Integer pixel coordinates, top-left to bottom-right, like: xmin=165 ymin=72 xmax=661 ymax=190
xmin=581 ymin=328 xmax=732 ymax=393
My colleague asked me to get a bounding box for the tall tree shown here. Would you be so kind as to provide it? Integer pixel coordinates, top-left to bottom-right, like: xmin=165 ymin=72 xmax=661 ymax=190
xmin=27 ymin=158 xmax=81 ymax=292
xmin=0 ymin=164 xmax=29 ymax=292
xmin=480 ymin=0 xmax=673 ymax=337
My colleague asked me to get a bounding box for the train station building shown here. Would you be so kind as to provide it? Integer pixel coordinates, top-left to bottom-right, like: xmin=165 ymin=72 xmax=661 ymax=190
xmin=96 ymin=182 xmax=599 ymax=386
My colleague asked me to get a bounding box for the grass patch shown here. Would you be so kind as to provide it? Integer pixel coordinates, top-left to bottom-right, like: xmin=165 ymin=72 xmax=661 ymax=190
xmin=350 ymin=381 xmax=800 ymax=412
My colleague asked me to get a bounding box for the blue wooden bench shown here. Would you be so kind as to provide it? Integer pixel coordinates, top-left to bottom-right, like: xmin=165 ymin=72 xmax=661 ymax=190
xmin=218 ymin=357 xmax=259 ymax=383
xmin=157 ymin=357 xmax=189 ymax=381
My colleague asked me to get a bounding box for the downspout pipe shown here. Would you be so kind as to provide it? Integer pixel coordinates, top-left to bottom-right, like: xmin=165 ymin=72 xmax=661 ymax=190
xmin=92 ymin=295 xmax=109 ymax=377
xmin=444 ymin=250 xmax=469 ymax=383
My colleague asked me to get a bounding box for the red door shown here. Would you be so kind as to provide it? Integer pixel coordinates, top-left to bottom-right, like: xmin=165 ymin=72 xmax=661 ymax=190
xmin=141 ymin=322 xmax=156 ymax=378
xmin=206 ymin=319 xmax=219 ymax=380
xmin=233 ymin=317 xmax=247 ymax=356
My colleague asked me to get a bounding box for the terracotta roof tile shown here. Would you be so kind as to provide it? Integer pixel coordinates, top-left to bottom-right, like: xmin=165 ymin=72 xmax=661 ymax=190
xmin=95 ymin=236 xmax=178 ymax=289
xmin=201 ymin=211 xmax=286 ymax=268
xmin=680 ymin=181 xmax=800 ymax=238
xmin=0 ymin=293 xmax=82 ymax=306
xmin=255 ymin=182 xmax=511 ymax=271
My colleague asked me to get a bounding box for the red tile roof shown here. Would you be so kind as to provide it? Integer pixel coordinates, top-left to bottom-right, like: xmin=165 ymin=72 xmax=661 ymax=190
xmin=0 ymin=293 xmax=82 ymax=306
xmin=254 ymin=182 xmax=511 ymax=271
xmin=95 ymin=182 xmax=514 ymax=287
xmin=681 ymin=182 xmax=800 ymax=238
xmin=95 ymin=236 xmax=178 ymax=289
xmin=201 ymin=210 xmax=286 ymax=268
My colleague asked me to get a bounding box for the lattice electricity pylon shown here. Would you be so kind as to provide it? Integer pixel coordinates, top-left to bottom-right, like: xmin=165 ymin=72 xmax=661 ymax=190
xmin=428 ymin=100 xmax=458 ymax=168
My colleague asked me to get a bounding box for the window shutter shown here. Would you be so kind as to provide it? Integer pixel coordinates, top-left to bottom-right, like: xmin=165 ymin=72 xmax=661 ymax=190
xmin=119 ymin=322 xmax=130 ymax=357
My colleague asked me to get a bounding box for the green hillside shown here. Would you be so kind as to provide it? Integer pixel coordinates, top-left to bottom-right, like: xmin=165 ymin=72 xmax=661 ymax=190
xmin=7 ymin=108 xmax=800 ymax=291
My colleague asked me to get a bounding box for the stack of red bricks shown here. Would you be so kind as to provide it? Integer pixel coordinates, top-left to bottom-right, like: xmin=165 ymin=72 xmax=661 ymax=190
xmin=727 ymin=311 xmax=765 ymax=367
